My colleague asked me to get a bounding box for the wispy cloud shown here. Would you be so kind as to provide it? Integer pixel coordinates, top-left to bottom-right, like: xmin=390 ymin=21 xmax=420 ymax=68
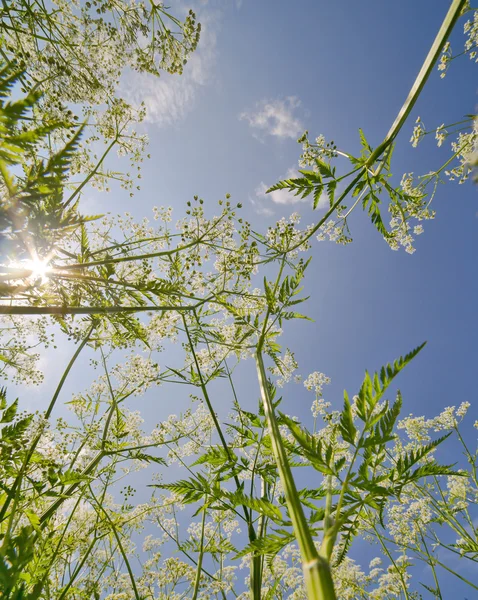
xmin=240 ymin=97 xmax=303 ymax=140
xmin=251 ymin=167 xmax=328 ymax=214
xmin=256 ymin=168 xmax=302 ymax=205
xmin=121 ymin=8 xmax=218 ymax=127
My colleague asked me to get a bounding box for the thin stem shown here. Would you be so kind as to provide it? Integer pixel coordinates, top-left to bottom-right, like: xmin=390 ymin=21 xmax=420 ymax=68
xmin=64 ymin=136 xmax=118 ymax=208
xmin=370 ymin=520 xmax=410 ymax=600
xmin=191 ymin=502 xmax=207 ymax=600
xmin=57 ymin=214 xmax=228 ymax=271
xmin=287 ymin=170 xmax=365 ymax=255
xmin=182 ymin=313 xmax=263 ymax=600
xmin=368 ymin=521 xmax=478 ymax=592
xmin=0 ymin=322 xmax=94 ymax=533
xmin=90 ymin=487 xmax=141 ymax=600
xmin=419 ymin=529 xmax=442 ymax=600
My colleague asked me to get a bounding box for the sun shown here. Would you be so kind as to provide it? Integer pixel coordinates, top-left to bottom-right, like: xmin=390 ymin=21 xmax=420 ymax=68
xmin=24 ymin=257 xmax=50 ymax=283
xmin=4 ymin=257 xmax=51 ymax=285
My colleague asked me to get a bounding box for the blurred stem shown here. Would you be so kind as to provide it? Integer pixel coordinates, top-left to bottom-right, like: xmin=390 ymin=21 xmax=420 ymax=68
xmin=321 ymin=476 xmax=335 ymax=561
xmin=0 ymin=304 xmax=201 ymax=315
xmin=191 ymin=503 xmax=207 ymax=600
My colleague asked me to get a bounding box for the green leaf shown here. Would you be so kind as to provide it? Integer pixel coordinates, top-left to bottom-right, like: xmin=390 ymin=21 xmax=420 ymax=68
xmin=234 ymin=530 xmax=295 ymax=559
xmin=152 ymin=474 xmax=210 ymax=504
xmin=355 ymin=343 xmax=426 ymax=422
xmin=0 ymin=387 xmax=7 ymax=410
xmin=362 ymin=188 xmax=389 ymax=238
xmin=192 ymin=446 xmax=235 ymax=467
xmin=222 ymin=490 xmax=282 ymax=521
xmin=358 ymin=128 xmax=372 ymax=156
xmin=339 ymin=390 xmax=357 ymax=445
xmin=313 ymin=184 xmax=324 ymax=209
xmin=313 ymin=158 xmax=335 ymax=179
xmin=266 ymin=171 xmax=323 ymax=205
xmin=281 ymin=414 xmax=335 ymax=475
xmin=393 ymin=433 xmax=455 ymax=493
xmin=24 ymin=510 xmax=41 ymax=532
xmin=2 ymin=398 xmax=18 ymax=423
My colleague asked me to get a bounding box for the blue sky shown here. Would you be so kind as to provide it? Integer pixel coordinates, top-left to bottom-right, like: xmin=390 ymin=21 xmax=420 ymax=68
xmin=75 ymin=0 xmax=477 ymax=448
xmin=16 ymin=0 xmax=477 ymax=595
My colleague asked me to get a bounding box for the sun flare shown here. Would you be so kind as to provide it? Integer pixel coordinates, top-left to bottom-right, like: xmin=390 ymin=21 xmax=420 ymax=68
xmin=4 ymin=257 xmax=51 ymax=285
xmin=25 ymin=257 xmax=50 ymax=283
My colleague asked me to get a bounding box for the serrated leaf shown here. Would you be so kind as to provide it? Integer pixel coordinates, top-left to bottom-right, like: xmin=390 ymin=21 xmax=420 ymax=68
xmin=234 ymin=531 xmax=295 ymax=559
xmin=339 ymin=391 xmax=357 ymax=445
xmin=222 ymin=490 xmax=282 ymax=521
xmin=2 ymin=398 xmax=18 ymax=423
xmin=192 ymin=446 xmax=235 ymax=467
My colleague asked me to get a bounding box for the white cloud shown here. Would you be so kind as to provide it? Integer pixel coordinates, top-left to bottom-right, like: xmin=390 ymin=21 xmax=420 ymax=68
xmin=252 ymin=167 xmax=328 ymax=214
xmin=249 ymin=196 xmax=274 ymax=216
xmin=121 ymin=9 xmax=218 ymax=127
xmin=256 ymin=168 xmax=301 ymax=205
xmin=240 ymin=97 xmax=303 ymax=140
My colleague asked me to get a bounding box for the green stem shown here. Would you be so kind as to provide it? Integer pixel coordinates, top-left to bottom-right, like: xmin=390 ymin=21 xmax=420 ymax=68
xmin=64 ymin=136 xmax=118 ymax=208
xmin=370 ymin=520 xmax=410 ymax=600
xmin=191 ymin=503 xmax=207 ymax=600
xmin=372 ymin=526 xmax=478 ymax=590
xmin=255 ymin=348 xmax=336 ymax=600
xmin=428 ymin=556 xmax=478 ymax=591
xmin=0 ymin=303 xmax=201 ymax=315
xmin=367 ymin=0 xmax=467 ymax=166
xmin=321 ymin=475 xmax=334 ymax=561
xmin=90 ymin=487 xmax=141 ymax=600
xmin=287 ymin=170 xmax=365 ymax=254
xmin=56 ymin=533 xmax=98 ymax=600
xmin=285 ymin=0 xmax=466 ymax=255
xmin=419 ymin=529 xmax=442 ymax=600
xmin=0 ymin=322 xmax=94 ymax=535
xmin=182 ymin=314 xmax=262 ymax=600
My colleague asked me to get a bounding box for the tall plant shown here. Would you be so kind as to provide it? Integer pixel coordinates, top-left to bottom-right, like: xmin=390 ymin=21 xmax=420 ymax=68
xmin=0 ymin=1 xmax=477 ymax=599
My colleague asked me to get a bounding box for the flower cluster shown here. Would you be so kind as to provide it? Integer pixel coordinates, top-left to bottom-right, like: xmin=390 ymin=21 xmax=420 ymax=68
xmin=438 ymin=41 xmax=452 ymax=78
xmin=387 ymin=173 xmax=434 ymax=254
xmin=297 ymin=131 xmax=339 ymax=167
xmin=464 ymin=9 xmax=478 ymax=62
xmin=410 ymin=116 xmax=425 ymax=148
xmin=270 ymin=349 xmax=299 ymax=387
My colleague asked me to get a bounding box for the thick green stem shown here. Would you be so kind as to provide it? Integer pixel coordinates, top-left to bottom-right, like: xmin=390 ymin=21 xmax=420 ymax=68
xmin=255 ymin=349 xmax=336 ymax=600
xmin=368 ymin=0 xmax=466 ymax=165
xmin=286 ymin=0 xmax=466 ymax=255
